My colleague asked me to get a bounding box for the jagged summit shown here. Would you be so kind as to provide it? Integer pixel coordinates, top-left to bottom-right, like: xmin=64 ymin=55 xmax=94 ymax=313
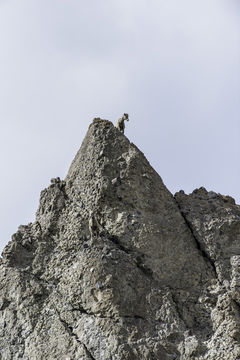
xmin=1 ymin=118 xmax=240 ymax=359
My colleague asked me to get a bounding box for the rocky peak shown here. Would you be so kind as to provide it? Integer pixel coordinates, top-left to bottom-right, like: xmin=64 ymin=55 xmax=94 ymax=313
xmin=175 ymin=187 xmax=240 ymax=283
xmin=1 ymin=118 xmax=240 ymax=359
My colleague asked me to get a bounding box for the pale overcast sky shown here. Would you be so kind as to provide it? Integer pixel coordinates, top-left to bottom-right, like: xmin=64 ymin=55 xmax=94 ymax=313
xmin=0 ymin=0 xmax=239 ymax=253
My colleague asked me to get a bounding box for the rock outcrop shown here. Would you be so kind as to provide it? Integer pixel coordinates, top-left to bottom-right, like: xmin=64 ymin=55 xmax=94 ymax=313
xmin=0 ymin=118 xmax=240 ymax=359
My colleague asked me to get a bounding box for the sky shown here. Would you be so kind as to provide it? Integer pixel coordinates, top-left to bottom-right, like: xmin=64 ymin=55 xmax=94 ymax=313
xmin=0 ymin=0 xmax=239 ymax=253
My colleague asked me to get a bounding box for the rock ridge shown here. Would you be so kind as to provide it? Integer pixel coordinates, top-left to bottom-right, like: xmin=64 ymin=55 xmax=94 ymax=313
xmin=0 ymin=118 xmax=240 ymax=359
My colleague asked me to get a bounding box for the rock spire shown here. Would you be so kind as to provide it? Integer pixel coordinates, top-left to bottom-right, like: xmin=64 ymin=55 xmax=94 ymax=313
xmin=1 ymin=118 xmax=240 ymax=359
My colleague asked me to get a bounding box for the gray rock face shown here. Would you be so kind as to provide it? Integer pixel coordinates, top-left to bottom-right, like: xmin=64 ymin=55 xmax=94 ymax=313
xmin=0 ymin=118 xmax=240 ymax=359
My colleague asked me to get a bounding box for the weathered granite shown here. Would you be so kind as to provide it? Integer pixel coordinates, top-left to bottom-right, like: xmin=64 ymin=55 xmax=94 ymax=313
xmin=0 ymin=118 xmax=240 ymax=359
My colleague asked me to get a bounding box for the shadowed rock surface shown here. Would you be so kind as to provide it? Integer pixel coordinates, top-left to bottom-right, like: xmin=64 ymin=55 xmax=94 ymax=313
xmin=1 ymin=118 xmax=240 ymax=359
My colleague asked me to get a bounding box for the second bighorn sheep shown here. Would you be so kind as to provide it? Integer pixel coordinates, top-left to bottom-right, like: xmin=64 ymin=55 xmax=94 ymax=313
xmin=116 ymin=113 xmax=129 ymax=134
xmin=89 ymin=211 xmax=103 ymax=240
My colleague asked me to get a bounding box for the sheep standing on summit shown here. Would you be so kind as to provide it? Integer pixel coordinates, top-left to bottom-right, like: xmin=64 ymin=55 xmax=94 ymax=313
xmin=116 ymin=113 xmax=129 ymax=134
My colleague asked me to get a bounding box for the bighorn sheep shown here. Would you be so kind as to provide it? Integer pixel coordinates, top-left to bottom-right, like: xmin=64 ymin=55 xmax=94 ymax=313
xmin=116 ymin=113 xmax=129 ymax=134
xmin=89 ymin=211 xmax=102 ymax=240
